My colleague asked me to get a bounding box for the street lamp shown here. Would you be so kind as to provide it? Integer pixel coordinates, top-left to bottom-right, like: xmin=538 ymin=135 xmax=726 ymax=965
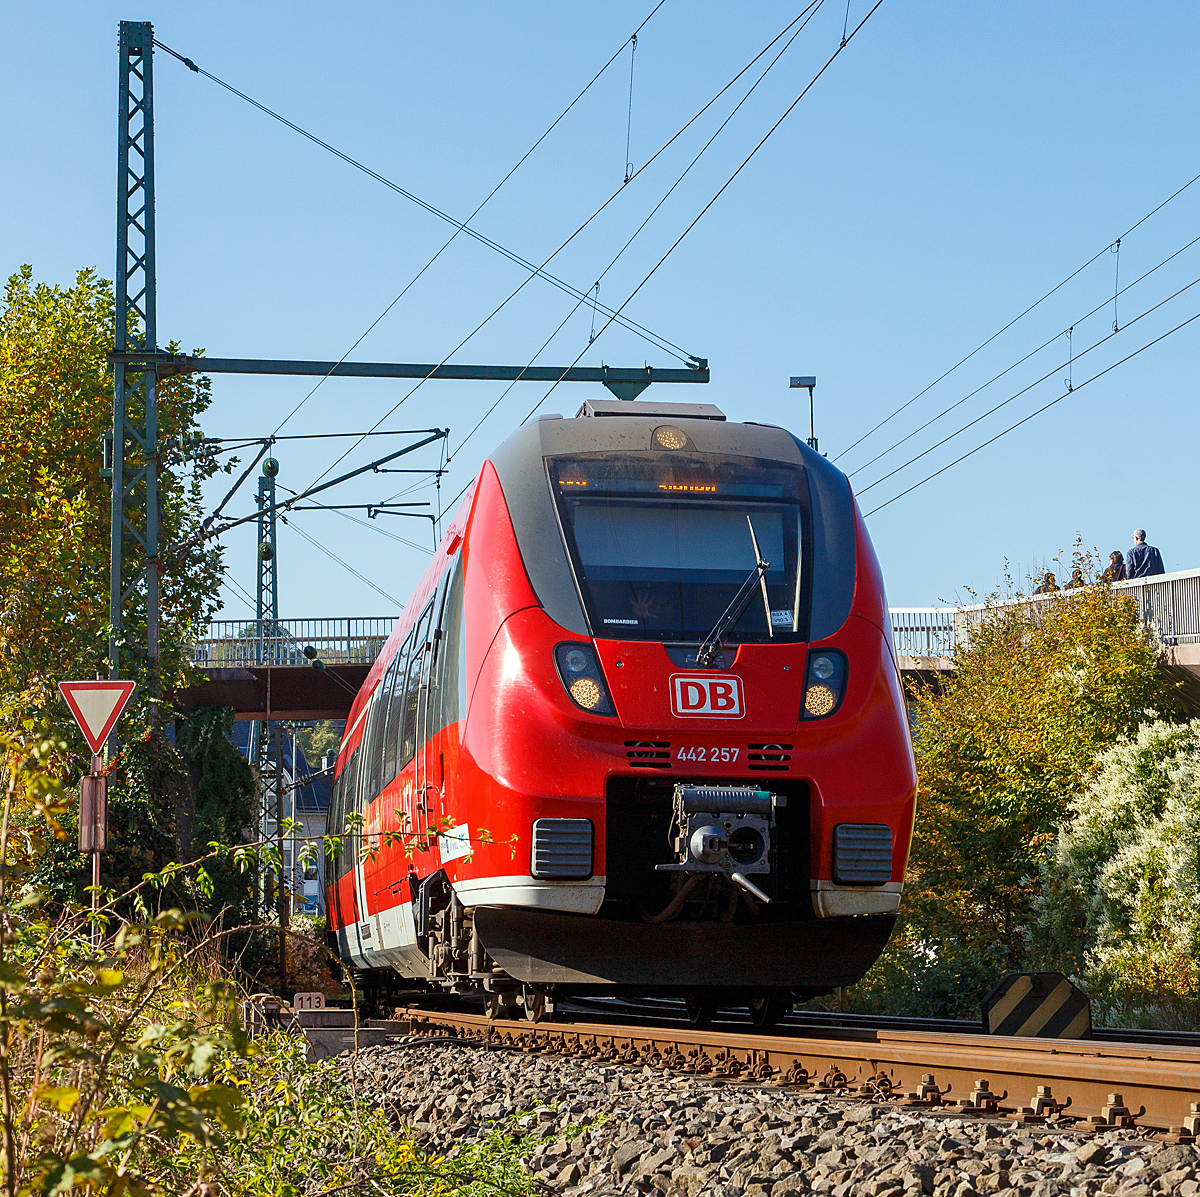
xmin=789 ymin=375 xmax=818 ymax=451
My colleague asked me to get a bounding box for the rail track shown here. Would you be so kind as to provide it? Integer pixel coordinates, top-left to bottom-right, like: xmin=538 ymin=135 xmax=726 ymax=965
xmin=384 ymin=1005 xmax=1200 ymax=1136
xmin=560 ymin=995 xmax=1200 ymax=1049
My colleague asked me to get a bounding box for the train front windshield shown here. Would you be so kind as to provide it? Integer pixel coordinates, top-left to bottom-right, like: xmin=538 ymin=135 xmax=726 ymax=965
xmin=549 ymin=453 xmax=806 ymax=643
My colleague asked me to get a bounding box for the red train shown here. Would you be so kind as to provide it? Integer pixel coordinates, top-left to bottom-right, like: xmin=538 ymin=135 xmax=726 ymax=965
xmin=326 ymin=397 xmax=916 ymax=1023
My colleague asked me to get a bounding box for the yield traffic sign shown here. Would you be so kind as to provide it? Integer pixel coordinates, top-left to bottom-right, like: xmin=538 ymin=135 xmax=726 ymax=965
xmin=58 ymin=680 xmax=137 ymax=754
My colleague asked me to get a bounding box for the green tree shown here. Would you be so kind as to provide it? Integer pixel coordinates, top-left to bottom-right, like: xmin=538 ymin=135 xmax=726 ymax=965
xmin=0 ymin=265 xmax=239 ymax=905
xmin=0 ymin=265 xmax=225 ymax=745
xmin=852 ymin=559 xmax=1180 ymax=1017
xmin=294 ymin=719 xmax=344 ymax=769
xmin=183 ymin=706 xmax=258 ymax=922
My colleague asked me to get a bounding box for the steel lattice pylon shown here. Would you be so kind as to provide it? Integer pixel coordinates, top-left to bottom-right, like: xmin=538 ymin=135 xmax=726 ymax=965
xmin=109 ymin=21 xmax=160 ymax=682
xmin=255 ymin=464 xmax=280 ymax=663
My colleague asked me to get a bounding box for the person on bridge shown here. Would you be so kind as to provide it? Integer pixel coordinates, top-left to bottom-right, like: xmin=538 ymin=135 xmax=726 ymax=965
xmin=1064 ymin=567 xmax=1086 ymax=589
xmin=1033 ymin=571 xmax=1059 ymax=594
xmin=1102 ymin=551 xmax=1127 ymax=583
xmin=1127 ymin=530 xmax=1166 ymax=578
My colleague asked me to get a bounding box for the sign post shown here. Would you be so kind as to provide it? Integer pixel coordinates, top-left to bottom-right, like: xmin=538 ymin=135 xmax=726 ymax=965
xmin=58 ymin=681 xmax=137 ymax=943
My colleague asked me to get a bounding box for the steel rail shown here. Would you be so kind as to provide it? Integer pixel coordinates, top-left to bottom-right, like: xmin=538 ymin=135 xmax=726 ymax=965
xmin=384 ymin=1007 xmax=1200 ymax=1135
xmin=563 ymin=995 xmax=1200 ymax=1050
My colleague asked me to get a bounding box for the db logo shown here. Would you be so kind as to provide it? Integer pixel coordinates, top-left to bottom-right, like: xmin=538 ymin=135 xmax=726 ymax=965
xmin=670 ymin=674 xmax=744 ymax=719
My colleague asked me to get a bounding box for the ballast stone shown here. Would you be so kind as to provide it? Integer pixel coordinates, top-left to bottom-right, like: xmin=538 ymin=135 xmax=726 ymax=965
xmin=337 ymin=1040 xmax=1200 ymax=1197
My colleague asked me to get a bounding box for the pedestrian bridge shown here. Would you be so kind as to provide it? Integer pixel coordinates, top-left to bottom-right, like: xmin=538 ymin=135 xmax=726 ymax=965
xmin=179 ymin=617 xmax=392 ymax=721
xmin=891 ymin=567 xmax=1200 ymax=709
xmin=178 ymin=568 xmax=1200 ymax=719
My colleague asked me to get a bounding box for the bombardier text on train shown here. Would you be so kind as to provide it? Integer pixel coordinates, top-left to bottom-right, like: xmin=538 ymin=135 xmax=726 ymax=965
xmin=325 ymin=397 xmax=917 ymax=1026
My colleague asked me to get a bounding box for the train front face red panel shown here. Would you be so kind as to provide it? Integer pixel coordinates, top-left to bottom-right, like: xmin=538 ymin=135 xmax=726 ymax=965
xmin=327 ymin=408 xmax=916 ymax=992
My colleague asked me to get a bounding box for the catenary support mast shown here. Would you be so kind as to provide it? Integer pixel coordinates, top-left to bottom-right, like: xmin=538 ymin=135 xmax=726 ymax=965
xmin=255 ymin=460 xmax=280 ymax=660
xmin=109 ymin=21 xmax=160 ymax=681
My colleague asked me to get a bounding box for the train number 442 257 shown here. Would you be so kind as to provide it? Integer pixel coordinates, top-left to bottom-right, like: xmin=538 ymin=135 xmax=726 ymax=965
xmin=676 ymin=746 xmax=739 ymax=762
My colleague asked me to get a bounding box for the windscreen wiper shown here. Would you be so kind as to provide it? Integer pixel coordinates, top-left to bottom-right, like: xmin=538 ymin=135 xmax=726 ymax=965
xmin=696 ymin=517 xmax=771 ymax=667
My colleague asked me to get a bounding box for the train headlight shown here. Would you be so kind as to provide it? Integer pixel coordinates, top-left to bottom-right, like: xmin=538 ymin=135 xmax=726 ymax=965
xmin=554 ymin=642 xmax=616 ymax=716
xmin=653 ymin=425 xmax=690 ymax=450
xmin=569 ymin=678 xmax=603 ymax=709
xmin=802 ymin=649 xmax=846 ymax=720
xmin=562 ymin=648 xmax=591 ymax=674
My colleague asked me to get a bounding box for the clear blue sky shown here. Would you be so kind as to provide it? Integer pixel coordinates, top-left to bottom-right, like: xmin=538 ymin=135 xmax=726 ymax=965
xmin=5 ymin=1 xmax=1199 ymax=616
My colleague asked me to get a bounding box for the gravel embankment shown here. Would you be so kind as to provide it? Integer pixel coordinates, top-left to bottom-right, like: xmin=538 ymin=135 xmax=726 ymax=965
xmin=343 ymin=1039 xmax=1199 ymax=1197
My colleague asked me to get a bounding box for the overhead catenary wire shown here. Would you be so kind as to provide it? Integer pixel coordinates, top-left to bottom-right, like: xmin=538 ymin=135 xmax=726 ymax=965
xmin=221 ymin=571 xmax=260 ymax=614
xmin=301 ymin=2 xmax=830 ymax=495
xmin=847 ymin=233 xmax=1200 ymax=479
xmin=581 ymin=4 xmax=829 ymax=321
xmin=202 ymin=430 xmax=443 ymax=528
xmin=154 ymin=9 xmax=691 ymax=384
xmin=443 ymin=0 xmax=828 ymax=471
xmin=275 ymin=483 xmax=434 ymax=554
xmin=862 ymin=307 xmax=1200 ymax=518
xmin=281 ymin=515 xmax=404 ymax=606
xmin=516 ymin=0 xmax=887 ymax=431
xmin=624 ymin=32 xmax=638 ymax=183
xmin=438 ymin=0 xmax=870 ymax=518
xmin=326 ymin=507 xmax=432 ymax=556
xmin=435 ymin=297 xmax=590 ymax=476
xmin=833 ymin=167 xmax=1200 ymax=464
xmin=856 ymin=273 xmax=1200 ymax=496
xmin=205 ymin=428 xmax=452 ymax=446
xmin=261 ymin=3 xmax=668 ymax=436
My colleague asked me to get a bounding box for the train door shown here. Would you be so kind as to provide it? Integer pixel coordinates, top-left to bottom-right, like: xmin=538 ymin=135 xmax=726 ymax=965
xmin=326 ymin=765 xmax=352 ymax=959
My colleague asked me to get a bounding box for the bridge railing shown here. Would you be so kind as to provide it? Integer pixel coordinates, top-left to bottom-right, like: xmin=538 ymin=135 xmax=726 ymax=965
xmin=1119 ymin=568 xmax=1200 ymax=646
xmin=887 ymin=567 xmax=1200 ymax=660
xmin=192 ymin=617 xmax=397 ymax=667
xmin=887 ymin=608 xmax=956 ymax=657
xmin=190 ymin=570 xmax=1200 ymax=669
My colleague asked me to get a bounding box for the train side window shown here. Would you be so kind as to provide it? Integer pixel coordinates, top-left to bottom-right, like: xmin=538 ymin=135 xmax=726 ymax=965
xmin=362 ymin=686 xmax=385 ymax=802
xmin=429 ymin=557 xmax=465 ymax=737
xmin=399 ymin=602 xmax=434 ymax=769
xmin=381 ymin=631 xmax=413 ymax=788
xmin=327 ymin=771 xmax=342 ymax=879
xmin=341 ymin=744 xmax=362 ymax=875
xmin=420 ymin=572 xmax=450 ymax=732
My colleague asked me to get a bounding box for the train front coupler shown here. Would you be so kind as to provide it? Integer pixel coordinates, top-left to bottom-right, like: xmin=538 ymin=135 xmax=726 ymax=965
xmin=655 ymin=784 xmax=785 ymax=904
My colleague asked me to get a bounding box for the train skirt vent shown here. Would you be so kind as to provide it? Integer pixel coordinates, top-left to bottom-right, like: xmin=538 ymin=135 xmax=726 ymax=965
xmin=832 ymin=823 xmax=893 ymax=885
xmin=748 ymin=743 xmax=792 ymax=772
xmin=531 ymin=818 xmax=594 ymax=879
xmin=625 ymin=740 xmax=671 ymax=769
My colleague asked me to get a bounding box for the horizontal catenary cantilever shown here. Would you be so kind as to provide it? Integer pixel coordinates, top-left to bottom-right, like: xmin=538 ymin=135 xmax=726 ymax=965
xmin=107 ymin=352 xmax=709 ymax=403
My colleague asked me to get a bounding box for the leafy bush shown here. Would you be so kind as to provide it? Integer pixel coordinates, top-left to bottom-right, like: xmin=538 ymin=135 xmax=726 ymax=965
xmin=850 ymin=555 xmax=1181 ymax=1018
xmin=1037 ymin=718 xmax=1200 ymax=1027
xmin=0 ymin=723 xmax=533 ymax=1194
xmin=158 ymin=1031 xmax=542 ymax=1197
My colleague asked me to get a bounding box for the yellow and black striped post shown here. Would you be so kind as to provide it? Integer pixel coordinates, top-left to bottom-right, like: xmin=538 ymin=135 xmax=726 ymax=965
xmin=982 ymin=972 xmax=1091 ymax=1039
